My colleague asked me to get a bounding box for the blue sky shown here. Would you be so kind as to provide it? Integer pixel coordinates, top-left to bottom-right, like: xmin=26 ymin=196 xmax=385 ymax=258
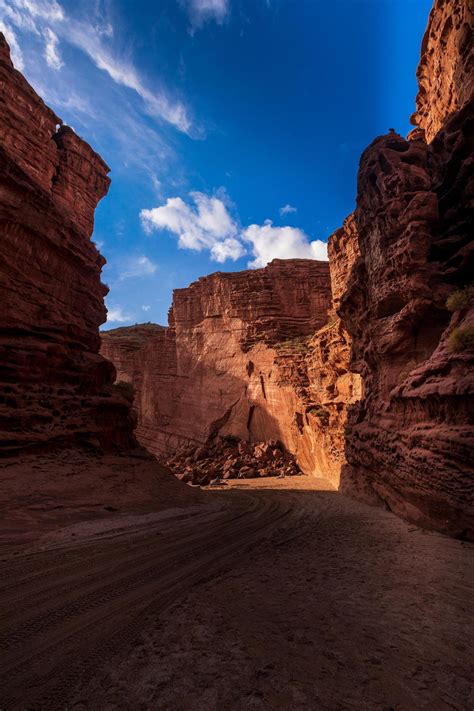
xmin=1 ymin=0 xmax=432 ymax=327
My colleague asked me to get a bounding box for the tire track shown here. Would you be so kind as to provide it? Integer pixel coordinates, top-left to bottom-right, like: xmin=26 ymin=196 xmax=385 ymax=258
xmin=0 ymin=491 xmax=290 ymax=709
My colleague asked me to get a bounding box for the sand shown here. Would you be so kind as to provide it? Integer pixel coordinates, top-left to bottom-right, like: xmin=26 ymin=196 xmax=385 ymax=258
xmin=0 ymin=472 xmax=472 ymax=709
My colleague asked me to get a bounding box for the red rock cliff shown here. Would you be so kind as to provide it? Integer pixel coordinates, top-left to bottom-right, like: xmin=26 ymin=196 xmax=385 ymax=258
xmin=337 ymin=0 xmax=474 ymax=536
xmin=101 ymin=260 xmax=358 ymax=484
xmin=0 ymin=34 xmax=135 ymax=453
xmin=410 ymin=0 xmax=473 ymax=142
xmin=102 ymin=0 xmax=473 ymax=537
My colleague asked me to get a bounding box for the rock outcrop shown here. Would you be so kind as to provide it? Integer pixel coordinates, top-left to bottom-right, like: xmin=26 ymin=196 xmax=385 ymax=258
xmin=101 ymin=260 xmax=359 ymax=485
xmin=0 ymin=34 xmax=135 ymax=454
xmin=410 ymin=0 xmax=473 ymax=142
xmin=339 ymin=107 xmax=474 ymax=537
xmin=102 ymin=0 xmax=473 ymax=537
xmin=338 ymin=0 xmax=474 ymax=537
xmin=102 ymin=256 xmax=362 ymax=487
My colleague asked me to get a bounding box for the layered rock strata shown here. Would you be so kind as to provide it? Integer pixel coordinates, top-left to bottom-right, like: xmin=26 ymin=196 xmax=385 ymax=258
xmin=337 ymin=0 xmax=474 ymax=537
xmin=102 ymin=0 xmax=473 ymax=537
xmin=410 ymin=0 xmax=473 ymax=142
xmin=0 ymin=34 xmax=135 ymax=454
xmin=102 ymin=260 xmax=359 ymax=486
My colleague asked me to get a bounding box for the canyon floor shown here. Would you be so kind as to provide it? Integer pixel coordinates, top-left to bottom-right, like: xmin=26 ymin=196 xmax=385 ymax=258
xmin=0 ymin=470 xmax=472 ymax=711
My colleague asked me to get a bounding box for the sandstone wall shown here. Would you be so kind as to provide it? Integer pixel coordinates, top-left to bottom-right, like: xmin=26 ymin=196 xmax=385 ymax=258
xmin=410 ymin=0 xmax=473 ymax=142
xmin=334 ymin=0 xmax=474 ymax=537
xmin=304 ymin=214 xmax=362 ymax=483
xmin=102 ymin=255 xmax=363 ymax=487
xmin=0 ymin=34 xmax=135 ymax=454
xmin=102 ymin=260 xmax=359 ymax=485
xmin=338 ymin=108 xmax=473 ymax=538
xmin=102 ymin=0 xmax=473 ymax=537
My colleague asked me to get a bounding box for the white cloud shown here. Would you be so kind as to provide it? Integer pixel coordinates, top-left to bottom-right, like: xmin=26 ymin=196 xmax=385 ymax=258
xmin=28 ymin=75 xmax=97 ymax=119
xmin=63 ymin=22 xmax=191 ymax=133
xmin=106 ymin=305 xmax=133 ymax=324
xmin=141 ymin=192 xmax=328 ymax=268
xmin=119 ymin=255 xmax=157 ymax=280
xmin=140 ymin=191 xmax=245 ymax=263
xmin=151 ymin=174 xmax=162 ymax=195
xmin=243 ymin=220 xmax=327 ymax=268
xmin=1 ymin=0 xmax=192 ymax=133
xmin=0 ymin=21 xmax=24 ymax=69
xmin=142 ymin=304 xmax=151 ymax=312
xmin=43 ymin=27 xmax=62 ymax=69
xmin=184 ymin=0 xmax=229 ymax=31
xmin=17 ymin=0 xmax=64 ymax=22
xmin=279 ymin=203 xmax=297 ymax=216
xmin=0 ymin=0 xmax=64 ymax=25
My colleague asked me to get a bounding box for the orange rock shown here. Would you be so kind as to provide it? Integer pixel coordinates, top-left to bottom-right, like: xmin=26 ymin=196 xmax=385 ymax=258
xmin=339 ymin=115 xmax=474 ymax=537
xmin=410 ymin=0 xmax=473 ymax=143
xmin=101 ymin=0 xmax=474 ymax=538
xmin=0 ymin=33 xmax=135 ymax=454
xmin=101 ymin=260 xmax=353 ymax=482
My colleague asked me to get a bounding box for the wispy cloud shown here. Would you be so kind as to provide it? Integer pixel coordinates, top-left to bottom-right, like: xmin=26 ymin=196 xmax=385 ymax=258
xmin=183 ymin=0 xmax=230 ymax=32
xmin=0 ymin=0 xmax=65 ymax=25
xmin=279 ymin=203 xmax=297 ymax=216
xmin=1 ymin=0 xmax=192 ymax=133
xmin=63 ymin=20 xmax=191 ymax=133
xmin=141 ymin=191 xmax=327 ymax=268
xmin=119 ymin=255 xmax=157 ymax=280
xmin=43 ymin=27 xmax=62 ymax=69
xmin=0 ymin=20 xmax=24 ymax=68
xmin=2 ymin=3 xmax=181 ymax=184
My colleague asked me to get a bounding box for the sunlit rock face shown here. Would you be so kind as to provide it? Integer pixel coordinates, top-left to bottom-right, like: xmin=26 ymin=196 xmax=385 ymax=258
xmin=410 ymin=0 xmax=473 ymax=143
xmin=102 ymin=253 xmax=364 ymax=488
xmin=101 ymin=261 xmax=333 ymax=472
xmin=338 ymin=0 xmax=474 ymax=536
xmin=102 ymin=260 xmax=358 ymax=486
xmin=103 ymin=0 xmax=473 ymax=538
xmin=0 ymin=34 xmax=135 ymax=453
xmin=304 ymin=215 xmax=363 ymax=484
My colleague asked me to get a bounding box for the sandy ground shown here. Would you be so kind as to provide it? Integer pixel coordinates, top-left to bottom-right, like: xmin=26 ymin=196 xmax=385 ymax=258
xmin=0 ymin=473 xmax=472 ymax=710
xmin=0 ymin=448 xmax=202 ymax=548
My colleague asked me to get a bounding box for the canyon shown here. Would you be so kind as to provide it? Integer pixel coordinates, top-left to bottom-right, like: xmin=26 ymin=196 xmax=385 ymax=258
xmin=102 ymin=0 xmax=474 ymax=539
xmin=0 ymin=1 xmax=472 ymax=708
xmin=0 ymin=32 xmax=195 ymax=541
xmin=101 ymin=258 xmax=361 ymax=489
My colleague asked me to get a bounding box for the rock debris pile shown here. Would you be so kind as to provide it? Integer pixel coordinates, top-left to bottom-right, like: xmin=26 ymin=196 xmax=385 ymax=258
xmin=164 ymin=437 xmax=302 ymax=486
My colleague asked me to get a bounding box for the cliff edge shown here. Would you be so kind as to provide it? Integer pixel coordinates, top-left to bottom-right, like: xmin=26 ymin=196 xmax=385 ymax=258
xmin=0 ymin=34 xmax=135 ymax=454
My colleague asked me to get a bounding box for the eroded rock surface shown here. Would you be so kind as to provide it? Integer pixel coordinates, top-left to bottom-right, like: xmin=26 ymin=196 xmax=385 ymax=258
xmin=101 ymin=260 xmax=359 ymax=485
xmin=0 ymin=34 xmax=135 ymax=454
xmin=336 ymin=0 xmax=474 ymax=537
xmin=102 ymin=253 xmax=363 ymax=488
xmin=410 ymin=0 xmax=473 ymax=142
xmin=101 ymin=0 xmax=473 ymax=538
xmin=102 ymin=261 xmax=334 ymax=461
xmin=339 ymin=107 xmax=474 ymax=537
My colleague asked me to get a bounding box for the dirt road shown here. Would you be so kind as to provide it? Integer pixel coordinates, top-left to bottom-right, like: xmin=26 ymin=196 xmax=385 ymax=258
xmin=0 ymin=477 xmax=472 ymax=710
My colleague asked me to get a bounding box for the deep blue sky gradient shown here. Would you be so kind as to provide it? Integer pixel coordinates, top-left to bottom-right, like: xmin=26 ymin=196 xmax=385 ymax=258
xmin=2 ymin=0 xmax=433 ymax=326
